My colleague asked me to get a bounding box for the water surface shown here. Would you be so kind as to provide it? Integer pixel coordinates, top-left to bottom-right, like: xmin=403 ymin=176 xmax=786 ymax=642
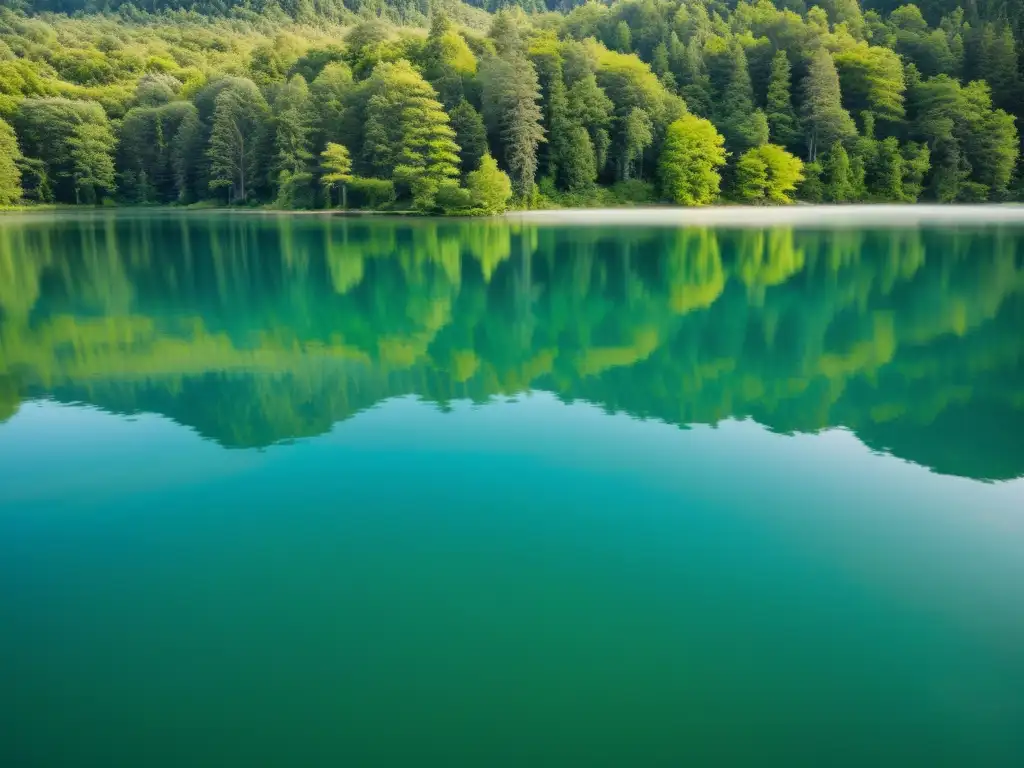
xmin=1 ymin=212 xmax=1023 ymax=767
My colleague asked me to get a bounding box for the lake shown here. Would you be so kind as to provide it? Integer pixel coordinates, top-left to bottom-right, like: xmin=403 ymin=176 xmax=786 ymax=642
xmin=1 ymin=211 xmax=1023 ymax=767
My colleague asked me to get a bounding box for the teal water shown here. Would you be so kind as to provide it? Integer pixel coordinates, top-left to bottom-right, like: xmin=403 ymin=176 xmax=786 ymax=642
xmin=1 ymin=212 xmax=1023 ymax=767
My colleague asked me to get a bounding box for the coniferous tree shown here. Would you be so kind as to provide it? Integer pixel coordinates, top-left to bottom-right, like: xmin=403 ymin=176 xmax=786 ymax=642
xmin=449 ymin=100 xmax=488 ymax=175
xmin=802 ymin=47 xmax=857 ymax=162
xmin=562 ymin=124 xmax=598 ymax=191
xmin=680 ymin=38 xmax=712 ymax=118
xmin=480 ymin=19 xmax=545 ymax=198
xmin=273 ymin=75 xmax=315 ymax=207
xmin=766 ymin=50 xmax=800 ymax=150
xmin=714 ymin=41 xmax=768 ymax=154
xmin=622 ymin=107 xmax=653 ymax=181
xmin=822 ymin=143 xmax=857 ymax=202
xmin=207 ymin=81 xmax=270 ymax=203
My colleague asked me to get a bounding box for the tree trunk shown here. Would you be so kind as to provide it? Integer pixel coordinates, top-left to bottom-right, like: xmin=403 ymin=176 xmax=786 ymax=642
xmin=342 ymin=184 xmax=347 ymax=210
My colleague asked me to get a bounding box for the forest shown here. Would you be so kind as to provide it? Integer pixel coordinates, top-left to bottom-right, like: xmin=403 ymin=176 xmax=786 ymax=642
xmin=1 ymin=0 xmax=1023 ymax=211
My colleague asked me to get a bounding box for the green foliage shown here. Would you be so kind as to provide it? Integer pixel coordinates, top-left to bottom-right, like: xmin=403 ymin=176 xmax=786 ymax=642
xmin=659 ymin=115 xmax=726 ymax=206
xmin=449 ymin=99 xmax=488 ymax=174
xmin=467 ymin=152 xmax=513 ymax=213
xmin=735 ymin=144 xmax=805 ymax=203
xmin=118 ymin=101 xmax=197 ymax=203
xmin=480 ymin=24 xmax=545 ymax=197
xmin=14 ymin=98 xmax=115 ymax=203
xmin=272 ymin=75 xmax=315 ymax=207
xmin=712 ymin=40 xmax=768 ymax=154
xmin=319 ymin=141 xmax=352 ymax=208
xmin=208 ymin=80 xmax=270 ymax=204
xmin=766 ymin=50 xmax=800 ymax=150
xmin=901 ymin=141 xmax=930 ymax=201
xmin=2 ymin=1 xmax=1023 ymax=210
xmin=357 ymin=59 xmax=461 ymax=209
xmin=802 ymin=47 xmax=857 ymax=162
xmin=0 ymin=116 xmax=22 ymax=204
xmin=822 ymin=142 xmax=857 ymax=202
xmin=347 ymin=177 xmax=396 ymax=209
xmin=834 ymin=42 xmax=906 ymax=123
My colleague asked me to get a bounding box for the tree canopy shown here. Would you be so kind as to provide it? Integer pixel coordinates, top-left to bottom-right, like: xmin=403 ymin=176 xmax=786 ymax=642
xmin=1 ymin=0 xmax=1022 ymax=209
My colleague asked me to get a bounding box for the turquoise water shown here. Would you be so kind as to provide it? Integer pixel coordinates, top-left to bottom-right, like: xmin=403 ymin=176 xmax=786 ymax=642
xmin=1 ymin=213 xmax=1023 ymax=767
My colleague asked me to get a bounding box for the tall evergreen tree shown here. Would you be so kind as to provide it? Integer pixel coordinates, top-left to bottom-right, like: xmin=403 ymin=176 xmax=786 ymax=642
xmin=481 ymin=46 xmax=545 ymax=198
xmin=713 ymin=41 xmax=768 ymax=153
xmin=802 ymin=47 xmax=856 ymax=162
xmin=822 ymin=142 xmax=857 ymax=202
xmin=449 ymin=100 xmax=488 ymax=175
xmin=273 ymin=75 xmax=315 ymax=206
xmin=766 ymin=50 xmax=800 ymax=149
xmin=208 ymin=83 xmax=270 ymax=203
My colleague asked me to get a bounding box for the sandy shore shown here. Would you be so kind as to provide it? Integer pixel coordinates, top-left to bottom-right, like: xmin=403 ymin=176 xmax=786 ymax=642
xmin=506 ymin=204 xmax=1024 ymax=227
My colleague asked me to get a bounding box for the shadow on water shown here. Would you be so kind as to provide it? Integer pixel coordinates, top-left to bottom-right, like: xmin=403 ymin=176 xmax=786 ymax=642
xmin=1 ymin=211 xmax=1022 ymax=480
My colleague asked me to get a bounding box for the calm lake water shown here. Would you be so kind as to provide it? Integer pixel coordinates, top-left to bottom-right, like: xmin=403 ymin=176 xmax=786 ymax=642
xmin=1 ymin=212 xmax=1023 ymax=767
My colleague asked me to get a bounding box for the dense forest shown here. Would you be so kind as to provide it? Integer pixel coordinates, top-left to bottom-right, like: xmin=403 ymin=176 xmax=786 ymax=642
xmin=1 ymin=0 xmax=1024 ymax=210
xmin=2 ymin=215 xmax=1022 ymax=478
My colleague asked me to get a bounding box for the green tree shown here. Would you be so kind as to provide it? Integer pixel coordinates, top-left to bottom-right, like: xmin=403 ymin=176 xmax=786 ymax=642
xmin=354 ymin=61 xmax=461 ymax=210
xmin=622 ymin=107 xmax=653 ymax=180
xmin=802 ymin=47 xmax=856 ymax=162
xmin=422 ymin=12 xmax=477 ymax=109
xmin=867 ymin=136 xmax=904 ymax=201
xmin=449 ymin=100 xmax=488 ymax=175
xmin=712 ymin=40 xmax=768 ymax=154
xmin=613 ymin=21 xmax=631 ymax=53
xmin=766 ymin=50 xmax=799 ymax=150
xmin=207 ymin=81 xmax=270 ymax=203
xmin=320 ymin=142 xmax=352 ymax=208
xmin=310 ymin=61 xmax=354 ymax=150
xmin=901 ymin=141 xmax=930 ymax=202
xmin=834 ymin=43 xmax=906 ymax=124
xmin=273 ymin=75 xmax=315 ymax=207
xmin=910 ymin=75 xmax=1018 ymax=200
xmin=14 ymin=98 xmax=115 ymax=204
xmin=822 ymin=142 xmax=857 ymax=202
xmin=735 ymin=150 xmax=769 ymax=203
xmin=481 ymin=50 xmax=545 ymax=198
xmin=0 ymin=117 xmax=22 ymax=205
xmin=736 ymin=144 xmax=805 ymax=204
xmin=467 ymin=153 xmax=513 ymax=214
xmin=69 ymin=120 xmax=116 ymax=204
xmin=171 ymin=109 xmax=203 ymax=203
xmin=680 ymin=37 xmax=712 ymax=118
xmin=546 ymin=74 xmax=572 ymax=186
xmin=118 ymin=102 xmax=197 ymax=203
xmin=567 ymin=71 xmax=613 ymax=174
xmin=659 ymin=115 xmax=727 ymax=206
xmin=561 ymin=124 xmax=598 ymax=191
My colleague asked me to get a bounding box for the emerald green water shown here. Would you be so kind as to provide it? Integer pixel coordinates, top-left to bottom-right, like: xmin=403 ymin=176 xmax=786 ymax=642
xmin=1 ymin=212 xmax=1023 ymax=767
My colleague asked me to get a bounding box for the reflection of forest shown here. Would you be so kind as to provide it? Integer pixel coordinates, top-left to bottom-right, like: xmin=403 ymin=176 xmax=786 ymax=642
xmin=1 ymin=213 xmax=1022 ymax=480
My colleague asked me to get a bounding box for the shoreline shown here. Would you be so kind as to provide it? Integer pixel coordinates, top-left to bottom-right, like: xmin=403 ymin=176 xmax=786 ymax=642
xmin=506 ymin=204 xmax=1024 ymax=227
xmin=6 ymin=203 xmax=1024 ymax=227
